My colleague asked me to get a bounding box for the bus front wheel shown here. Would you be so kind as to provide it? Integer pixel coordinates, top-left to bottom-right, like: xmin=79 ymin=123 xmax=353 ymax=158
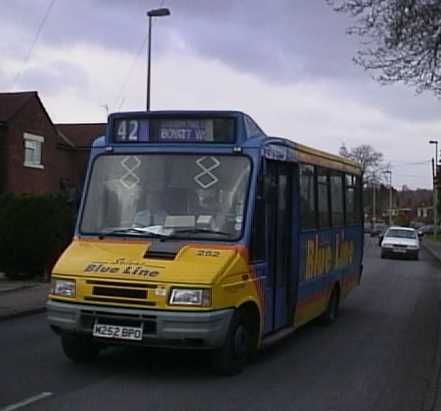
xmin=61 ymin=334 xmax=99 ymax=363
xmin=212 ymin=310 xmax=256 ymax=376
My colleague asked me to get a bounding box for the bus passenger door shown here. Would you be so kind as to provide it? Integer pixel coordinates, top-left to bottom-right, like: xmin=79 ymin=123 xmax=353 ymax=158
xmin=266 ymin=161 xmax=295 ymax=331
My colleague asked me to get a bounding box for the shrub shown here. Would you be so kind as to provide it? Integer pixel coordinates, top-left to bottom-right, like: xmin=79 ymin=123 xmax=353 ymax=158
xmin=0 ymin=193 xmax=74 ymax=279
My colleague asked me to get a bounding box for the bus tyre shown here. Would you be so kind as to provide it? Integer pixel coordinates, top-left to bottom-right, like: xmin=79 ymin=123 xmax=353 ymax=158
xmin=61 ymin=335 xmax=99 ymax=363
xmin=319 ymin=287 xmax=340 ymax=326
xmin=212 ymin=311 xmax=255 ymax=376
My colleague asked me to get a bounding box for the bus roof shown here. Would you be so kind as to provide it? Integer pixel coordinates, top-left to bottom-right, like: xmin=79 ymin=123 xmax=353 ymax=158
xmin=295 ymin=143 xmax=362 ymax=175
xmin=103 ymin=110 xmax=362 ymax=175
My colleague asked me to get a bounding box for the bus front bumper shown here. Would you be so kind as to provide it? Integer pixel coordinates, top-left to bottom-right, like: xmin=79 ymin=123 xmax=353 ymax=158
xmin=47 ymin=300 xmax=233 ymax=349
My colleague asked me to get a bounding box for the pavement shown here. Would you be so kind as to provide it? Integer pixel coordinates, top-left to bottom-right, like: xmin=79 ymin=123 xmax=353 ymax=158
xmin=418 ymin=237 xmax=441 ymax=411
xmin=0 ymin=272 xmax=49 ymax=321
xmin=424 ymin=237 xmax=441 ymax=262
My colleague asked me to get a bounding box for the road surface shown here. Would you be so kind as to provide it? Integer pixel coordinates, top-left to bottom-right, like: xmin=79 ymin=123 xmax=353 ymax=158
xmin=1 ymin=237 xmax=440 ymax=411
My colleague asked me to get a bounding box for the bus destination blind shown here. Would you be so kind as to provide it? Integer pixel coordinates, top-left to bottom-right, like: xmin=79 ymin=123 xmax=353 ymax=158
xmin=112 ymin=118 xmax=234 ymax=144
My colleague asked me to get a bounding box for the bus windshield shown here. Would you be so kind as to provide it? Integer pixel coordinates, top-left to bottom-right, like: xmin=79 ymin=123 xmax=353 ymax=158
xmin=80 ymin=154 xmax=251 ymax=240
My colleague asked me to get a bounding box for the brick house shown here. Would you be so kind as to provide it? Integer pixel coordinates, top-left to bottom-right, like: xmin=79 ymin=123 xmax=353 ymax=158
xmin=56 ymin=123 xmax=106 ymax=189
xmin=0 ymin=91 xmax=105 ymax=195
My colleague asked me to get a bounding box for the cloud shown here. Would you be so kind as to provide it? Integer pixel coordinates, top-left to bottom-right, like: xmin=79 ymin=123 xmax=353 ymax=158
xmin=3 ymin=0 xmax=439 ymax=125
xmin=0 ymin=0 xmax=438 ymax=188
xmin=0 ymin=1 xmax=373 ymax=83
xmin=15 ymin=59 xmax=89 ymax=96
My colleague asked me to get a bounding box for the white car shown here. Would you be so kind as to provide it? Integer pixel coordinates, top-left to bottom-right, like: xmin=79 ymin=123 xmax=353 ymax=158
xmin=380 ymin=226 xmax=420 ymax=260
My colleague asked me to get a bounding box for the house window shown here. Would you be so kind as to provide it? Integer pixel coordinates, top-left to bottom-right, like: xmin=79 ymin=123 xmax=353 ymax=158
xmin=23 ymin=133 xmax=44 ymax=169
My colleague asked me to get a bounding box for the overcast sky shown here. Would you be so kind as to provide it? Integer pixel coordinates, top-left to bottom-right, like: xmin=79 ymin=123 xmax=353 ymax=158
xmin=2 ymin=0 xmax=440 ymax=189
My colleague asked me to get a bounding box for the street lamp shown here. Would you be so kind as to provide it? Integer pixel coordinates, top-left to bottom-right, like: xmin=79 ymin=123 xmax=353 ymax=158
xmin=384 ymin=170 xmax=392 ymax=226
xmin=429 ymin=140 xmax=439 ymax=237
xmin=146 ymin=7 xmax=170 ymax=111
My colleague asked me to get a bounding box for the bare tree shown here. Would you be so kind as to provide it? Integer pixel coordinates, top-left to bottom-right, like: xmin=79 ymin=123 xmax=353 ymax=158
xmin=328 ymin=0 xmax=441 ymax=96
xmin=339 ymin=143 xmax=389 ymax=182
xmin=340 ymin=143 xmax=390 ymax=224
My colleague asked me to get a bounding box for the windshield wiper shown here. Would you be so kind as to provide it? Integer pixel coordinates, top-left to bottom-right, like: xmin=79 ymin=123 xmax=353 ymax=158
xmin=98 ymin=227 xmax=171 ymax=239
xmin=172 ymin=228 xmax=231 ymax=237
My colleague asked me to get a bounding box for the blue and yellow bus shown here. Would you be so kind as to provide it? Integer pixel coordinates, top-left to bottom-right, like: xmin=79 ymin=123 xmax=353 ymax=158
xmin=47 ymin=111 xmax=363 ymax=375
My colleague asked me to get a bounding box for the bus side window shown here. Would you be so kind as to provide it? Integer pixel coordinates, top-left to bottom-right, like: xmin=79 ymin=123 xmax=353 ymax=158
xmin=345 ymin=174 xmax=356 ymax=224
xmin=317 ymin=167 xmax=331 ymax=228
xmin=299 ymin=164 xmax=316 ymax=230
xmin=355 ymin=176 xmax=362 ymax=223
xmin=330 ymin=171 xmax=344 ymax=227
xmin=250 ymin=168 xmax=266 ymax=261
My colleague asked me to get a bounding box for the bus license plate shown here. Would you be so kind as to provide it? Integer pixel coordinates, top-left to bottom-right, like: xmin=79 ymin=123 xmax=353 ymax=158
xmin=93 ymin=322 xmax=143 ymax=341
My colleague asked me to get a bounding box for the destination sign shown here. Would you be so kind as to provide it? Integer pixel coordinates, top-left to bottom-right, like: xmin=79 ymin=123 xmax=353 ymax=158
xmin=158 ymin=120 xmax=214 ymax=142
xmin=111 ymin=117 xmax=235 ymax=144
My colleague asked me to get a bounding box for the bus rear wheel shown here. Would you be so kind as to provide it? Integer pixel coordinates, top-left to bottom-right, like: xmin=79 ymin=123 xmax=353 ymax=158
xmin=212 ymin=310 xmax=256 ymax=376
xmin=61 ymin=334 xmax=99 ymax=363
xmin=319 ymin=286 xmax=340 ymax=325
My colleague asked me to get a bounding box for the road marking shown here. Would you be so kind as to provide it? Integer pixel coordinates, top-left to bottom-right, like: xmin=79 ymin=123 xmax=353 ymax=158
xmin=1 ymin=392 xmax=53 ymax=411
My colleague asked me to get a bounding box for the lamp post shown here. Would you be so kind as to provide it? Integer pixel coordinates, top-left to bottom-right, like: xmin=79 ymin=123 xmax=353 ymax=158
xmin=384 ymin=170 xmax=392 ymax=226
xmin=429 ymin=140 xmax=439 ymax=237
xmin=146 ymin=7 xmax=170 ymax=111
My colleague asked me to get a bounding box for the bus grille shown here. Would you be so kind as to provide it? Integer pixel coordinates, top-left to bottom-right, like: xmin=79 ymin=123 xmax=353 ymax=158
xmin=86 ymin=280 xmax=156 ymax=306
xmin=93 ymin=286 xmax=146 ymax=299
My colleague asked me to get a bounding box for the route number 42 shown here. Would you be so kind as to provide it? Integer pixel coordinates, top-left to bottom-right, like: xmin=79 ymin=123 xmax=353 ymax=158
xmin=117 ymin=120 xmax=139 ymax=142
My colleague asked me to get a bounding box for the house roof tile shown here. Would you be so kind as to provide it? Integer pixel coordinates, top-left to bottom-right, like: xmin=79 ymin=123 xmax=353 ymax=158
xmin=0 ymin=91 xmax=37 ymax=121
xmin=55 ymin=123 xmax=106 ymax=148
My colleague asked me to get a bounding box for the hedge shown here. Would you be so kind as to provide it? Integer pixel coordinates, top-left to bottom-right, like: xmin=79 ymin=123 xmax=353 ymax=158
xmin=0 ymin=193 xmax=74 ymax=279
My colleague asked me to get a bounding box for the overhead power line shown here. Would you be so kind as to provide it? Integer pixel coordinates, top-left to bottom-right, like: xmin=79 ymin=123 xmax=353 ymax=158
xmin=113 ymin=34 xmax=148 ymax=111
xmin=392 ymin=173 xmax=426 ymax=178
xmin=390 ymin=160 xmax=431 ymax=168
xmin=12 ymin=0 xmax=57 ymax=89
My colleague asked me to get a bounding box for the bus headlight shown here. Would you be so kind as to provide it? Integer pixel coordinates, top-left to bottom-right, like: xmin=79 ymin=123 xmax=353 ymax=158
xmin=51 ymin=278 xmax=76 ymax=297
xmin=169 ymin=288 xmax=211 ymax=307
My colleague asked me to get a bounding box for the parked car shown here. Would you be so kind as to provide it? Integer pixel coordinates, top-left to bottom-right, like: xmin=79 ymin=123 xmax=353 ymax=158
xmin=417 ymin=225 xmax=441 ymax=236
xmin=377 ymin=226 xmax=390 ymax=246
xmin=370 ymin=223 xmax=387 ymax=237
xmin=410 ymin=221 xmax=425 ymax=230
xmin=380 ymin=226 xmax=420 ymax=260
